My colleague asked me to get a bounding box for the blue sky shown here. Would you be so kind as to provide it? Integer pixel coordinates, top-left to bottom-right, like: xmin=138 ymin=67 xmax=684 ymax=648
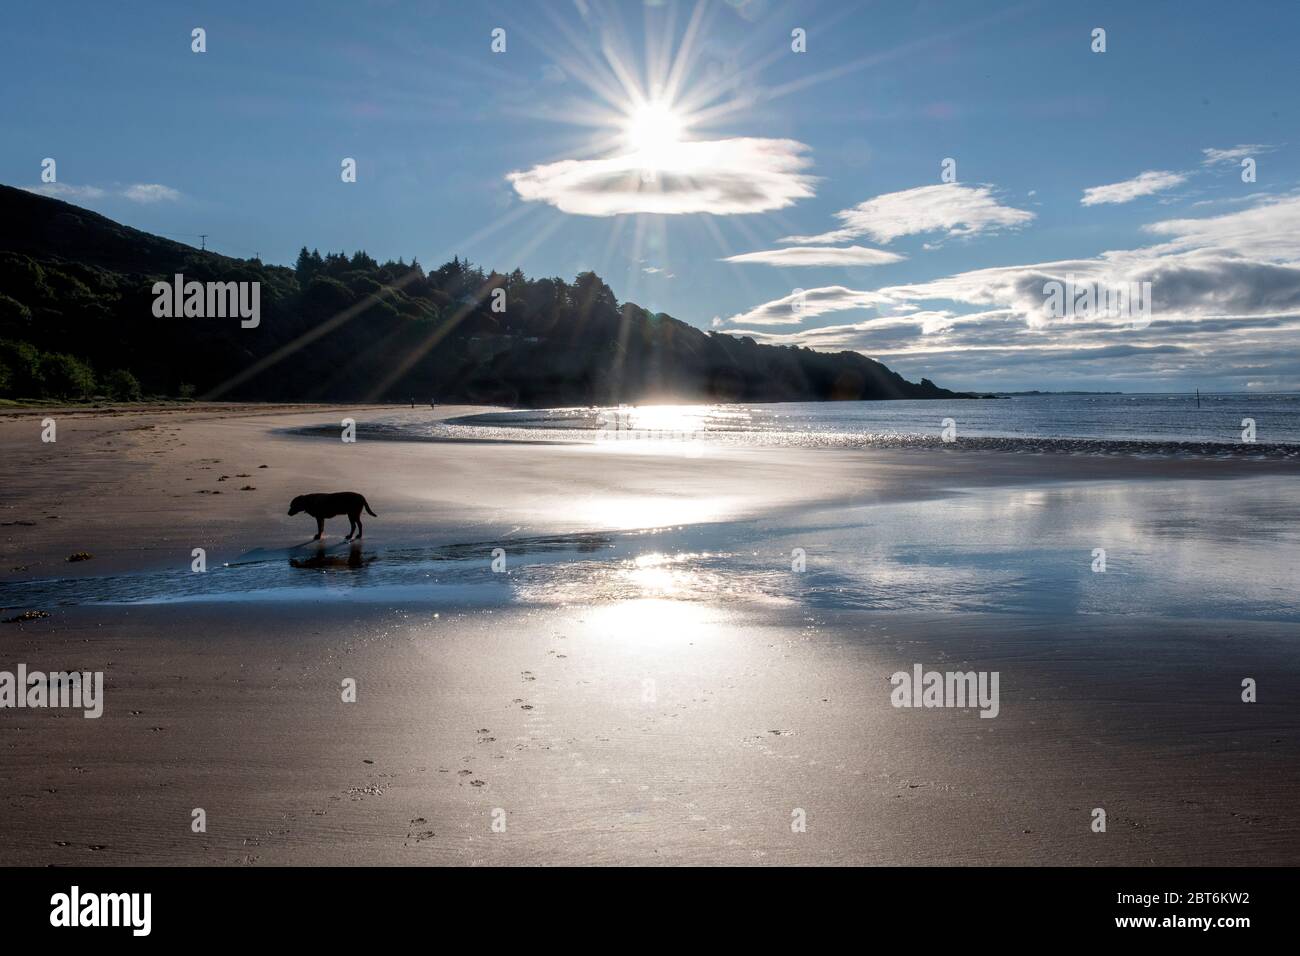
xmin=3 ymin=0 xmax=1298 ymax=392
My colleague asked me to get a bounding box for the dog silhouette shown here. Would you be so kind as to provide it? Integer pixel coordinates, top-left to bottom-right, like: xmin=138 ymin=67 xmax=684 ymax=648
xmin=288 ymin=492 xmax=377 ymax=541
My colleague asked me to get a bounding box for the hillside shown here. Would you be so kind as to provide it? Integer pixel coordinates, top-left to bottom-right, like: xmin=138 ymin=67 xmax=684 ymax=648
xmin=0 ymin=184 xmax=972 ymax=405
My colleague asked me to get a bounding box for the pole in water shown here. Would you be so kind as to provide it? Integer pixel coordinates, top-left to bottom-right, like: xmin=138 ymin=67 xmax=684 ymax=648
xmin=1196 ymin=388 xmax=1200 ymax=408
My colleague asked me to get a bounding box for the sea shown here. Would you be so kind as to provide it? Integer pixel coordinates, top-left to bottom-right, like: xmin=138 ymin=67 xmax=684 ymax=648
xmin=390 ymin=392 xmax=1300 ymax=455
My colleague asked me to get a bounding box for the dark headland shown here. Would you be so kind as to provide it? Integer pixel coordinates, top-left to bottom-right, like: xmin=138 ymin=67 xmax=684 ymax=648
xmin=0 ymin=183 xmax=975 ymax=407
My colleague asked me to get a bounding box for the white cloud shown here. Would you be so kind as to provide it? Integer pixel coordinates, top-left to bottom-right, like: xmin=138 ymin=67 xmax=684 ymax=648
xmin=22 ymin=182 xmax=181 ymax=203
xmin=779 ymin=183 xmax=1034 ymax=245
xmin=1201 ymin=143 xmax=1275 ymax=166
xmin=721 ymin=245 xmax=904 ymax=267
xmin=1080 ymin=170 xmax=1187 ymax=206
xmin=724 ymin=286 xmax=894 ymax=326
xmin=507 ymin=137 xmax=816 ymax=216
xmin=867 ymin=193 xmax=1300 ymax=329
xmin=722 ymin=192 xmax=1300 ymax=387
xmin=22 ymin=183 xmax=106 ymax=200
xmin=123 ymin=183 xmax=181 ymax=203
xmin=1143 ymin=190 xmax=1300 ymax=260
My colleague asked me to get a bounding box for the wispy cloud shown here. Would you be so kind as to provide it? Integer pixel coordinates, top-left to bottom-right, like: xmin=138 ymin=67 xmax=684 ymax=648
xmin=1142 ymin=190 xmax=1300 ymax=260
xmin=1201 ymin=143 xmax=1276 ymax=166
xmin=779 ymin=183 xmax=1034 ymax=245
xmin=122 ymin=183 xmax=181 ymax=203
xmin=725 ymin=286 xmax=894 ymax=326
xmin=23 ymin=182 xmax=181 ymax=203
xmin=1080 ymin=170 xmax=1188 ymax=206
xmin=723 ymin=193 xmax=1300 ymax=387
xmin=507 ymin=138 xmax=815 ymax=216
xmin=23 ymin=183 xmax=107 ymax=200
xmin=721 ymin=245 xmax=904 ymax=267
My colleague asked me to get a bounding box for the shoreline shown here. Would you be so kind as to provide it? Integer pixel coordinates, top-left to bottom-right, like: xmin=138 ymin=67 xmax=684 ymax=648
xmin=300 ymin=417 xmax=1300 ymax=460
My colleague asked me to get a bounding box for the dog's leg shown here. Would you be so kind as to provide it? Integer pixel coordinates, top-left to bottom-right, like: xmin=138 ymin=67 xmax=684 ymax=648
xmin=345 ymin=516 xmax=356 ymax=541
xmin=356 ymin=515 xmax=363 ymax=538
xmin=314 ymin=516 xmax=324 ymax=541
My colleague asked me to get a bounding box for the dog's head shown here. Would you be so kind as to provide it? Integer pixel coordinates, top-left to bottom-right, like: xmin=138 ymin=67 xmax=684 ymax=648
xmin=287 ymin=495 xmax=304 ymax=516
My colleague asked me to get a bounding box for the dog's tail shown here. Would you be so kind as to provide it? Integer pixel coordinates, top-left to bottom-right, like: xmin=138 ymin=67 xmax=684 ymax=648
xmin=363 ymin=497 xmax=378 ymax=517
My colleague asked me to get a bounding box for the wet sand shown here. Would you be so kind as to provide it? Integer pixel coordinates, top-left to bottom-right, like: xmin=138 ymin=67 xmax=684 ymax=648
xmin=1 ymin=404 xmax=1298 ymax=865
xmin=3 ymin=602 xmax=1297 ymax=865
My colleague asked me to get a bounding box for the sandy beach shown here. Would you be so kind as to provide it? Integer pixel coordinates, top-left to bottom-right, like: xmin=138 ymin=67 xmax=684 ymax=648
xmin=2 ymin=404 xmax=1298 ymax=865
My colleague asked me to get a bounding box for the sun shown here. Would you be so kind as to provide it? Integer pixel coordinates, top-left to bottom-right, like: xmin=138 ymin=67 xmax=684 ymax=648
xmin=623 ymin=100 xmax=686 ymax=158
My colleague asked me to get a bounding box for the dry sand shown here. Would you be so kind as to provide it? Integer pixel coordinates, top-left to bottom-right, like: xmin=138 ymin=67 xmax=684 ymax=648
xmin=1 ymin=404 xmax=1297 ymax=865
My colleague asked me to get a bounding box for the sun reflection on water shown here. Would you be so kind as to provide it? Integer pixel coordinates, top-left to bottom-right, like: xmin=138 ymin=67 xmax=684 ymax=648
xmin=621 ymin=552 xmax=697 ymax=596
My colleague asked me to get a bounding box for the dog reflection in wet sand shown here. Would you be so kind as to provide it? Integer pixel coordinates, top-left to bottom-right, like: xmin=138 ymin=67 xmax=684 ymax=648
xmin=289 ymin=541 xmax=375 ymax=570
xmin=287 ymin=491 xmax=377 ymax=541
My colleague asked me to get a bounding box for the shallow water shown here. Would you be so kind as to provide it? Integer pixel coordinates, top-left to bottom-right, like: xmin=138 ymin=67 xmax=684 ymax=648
xmin=451 ymin=393 xmax=1300 ymax=444
xmin=5 ymin=475 xmax=1297 ymax=621
xmin=320 ymin=393 xmax=1300 ymax=459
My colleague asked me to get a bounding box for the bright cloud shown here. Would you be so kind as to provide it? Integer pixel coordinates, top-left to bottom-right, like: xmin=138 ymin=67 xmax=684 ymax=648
xmin=123 ymin=183 xmax=181 ymax=203
xmin=23 ymin=182 xmax=181 ymax=203
xmin=1143 ymin=191 xmax=1300 ymax=260
xmin=779 ymin=183 xmax=1034 ymax=245
xmin=1201 ymin=143 xmax=1275 ymax=166
xmin=507 ymin=137 xmax=816 ymax=216
xmin=724 ymin=192 xmax=1300 ymax=388
xmin=721 ymin=245 xmax=904 ymax=267
xmin=23 ymin=183 xmax=107 ymax=200
xmin=1080 ymin=170 xmax=1188 ymax=206
xmin=725 ymin=286 xmax=894 ymax=326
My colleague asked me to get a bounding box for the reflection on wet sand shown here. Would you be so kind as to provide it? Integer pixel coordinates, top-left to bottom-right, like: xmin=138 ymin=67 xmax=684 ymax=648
xmin=2 ymin=477 xmax=1298 ymax=622
xmin=289 ymin=541 xmax=376 ymax=571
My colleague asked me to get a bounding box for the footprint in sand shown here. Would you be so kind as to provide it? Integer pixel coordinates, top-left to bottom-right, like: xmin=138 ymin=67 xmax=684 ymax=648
xmin=404 ymin=817 xmax=436 ymax=846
